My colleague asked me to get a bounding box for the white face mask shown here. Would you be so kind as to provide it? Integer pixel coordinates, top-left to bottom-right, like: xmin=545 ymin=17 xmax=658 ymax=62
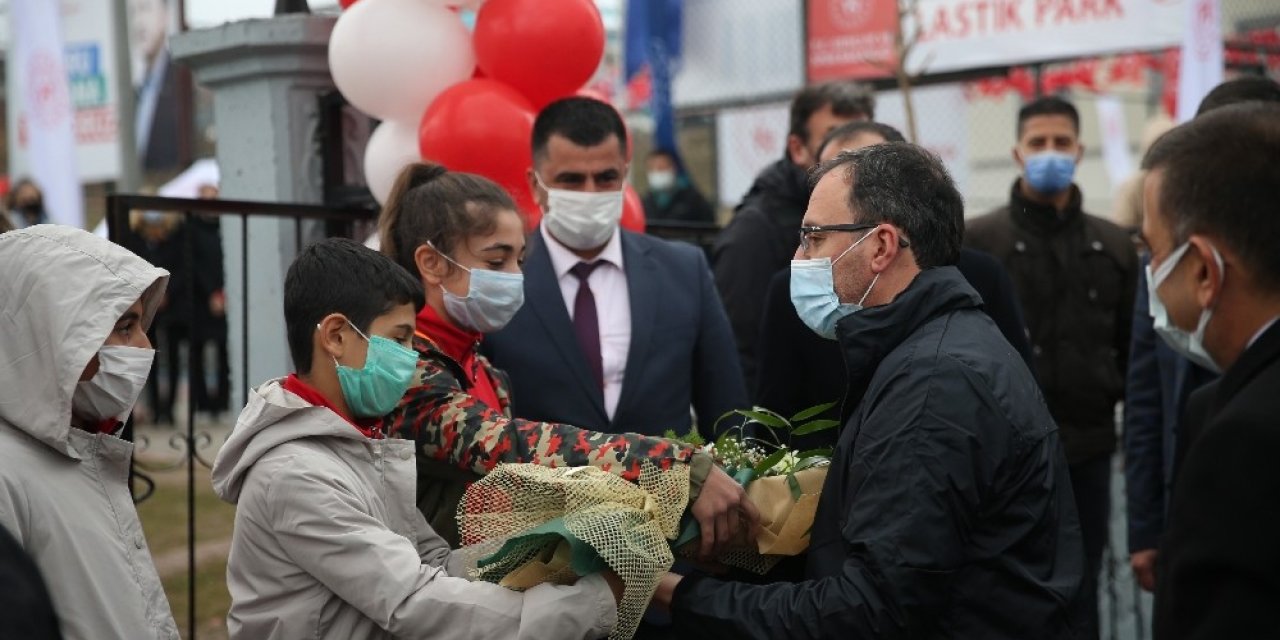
xmin=1148 ymin=241 xmax=1222 ymax=374
xmin=535 ymin=173 xmax=624 ymax=251
xmin=72 ymin=345 xmax=156 ymax=424
xmin=647 ymin=170 xmax=676 ymax=191
xmin=432 ymin=243 xmax=526 ymax=333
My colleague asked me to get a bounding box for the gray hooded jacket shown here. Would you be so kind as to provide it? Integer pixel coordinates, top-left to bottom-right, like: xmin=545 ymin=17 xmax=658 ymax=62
xmin=0 ymin=225 xmax=178 ymax=639
xmin=212 ymin=377 xmax=618 ymax=639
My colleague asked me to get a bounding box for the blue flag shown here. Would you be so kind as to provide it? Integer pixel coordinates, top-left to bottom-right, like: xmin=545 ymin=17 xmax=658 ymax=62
xmin=625 ymin=0 xmax=683 ymax=155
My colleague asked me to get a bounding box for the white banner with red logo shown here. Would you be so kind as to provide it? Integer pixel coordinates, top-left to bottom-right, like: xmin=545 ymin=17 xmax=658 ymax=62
xmin=7 ymin=0 xmax=85 ymax=228
xmin=808 ymin=0 xmax=1186 ymax=81
xmin=1175 ymin=0 xmax=1222 ymax=122
xmin=714 ymin=102 xmax=791 ymax=208
xmin=905 ymin=0 xmax=1184 ymax=75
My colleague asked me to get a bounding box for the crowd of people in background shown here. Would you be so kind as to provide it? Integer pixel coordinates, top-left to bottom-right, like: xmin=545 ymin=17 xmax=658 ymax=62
xmin=1 ymin=74 xmax=1279 ymax=640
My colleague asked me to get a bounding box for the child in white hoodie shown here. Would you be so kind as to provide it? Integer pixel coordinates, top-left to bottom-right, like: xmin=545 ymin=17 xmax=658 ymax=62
xmin=212 ymin=238 xmax=619 ymax=640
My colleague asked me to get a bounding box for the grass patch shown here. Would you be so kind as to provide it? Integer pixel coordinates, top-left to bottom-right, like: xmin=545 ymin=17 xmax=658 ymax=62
xmin=163 ymin=558 xmax=232 ymax=640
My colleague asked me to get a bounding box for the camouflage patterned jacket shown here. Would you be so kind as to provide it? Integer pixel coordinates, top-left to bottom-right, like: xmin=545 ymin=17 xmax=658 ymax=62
xmin=385 ymin=334 xmax=709 ymax=546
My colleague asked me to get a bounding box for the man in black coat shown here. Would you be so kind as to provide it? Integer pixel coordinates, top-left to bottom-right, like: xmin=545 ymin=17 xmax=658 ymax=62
xmin=654 ymin=143 xmax=1083 ymax=638
xmin=0 ymin=523 xmax=61 ymax=639
xmin=1144 ymin=103 xmax=1280 ymax=639
xmin=713 ymin=82 xmax=874 ymax=391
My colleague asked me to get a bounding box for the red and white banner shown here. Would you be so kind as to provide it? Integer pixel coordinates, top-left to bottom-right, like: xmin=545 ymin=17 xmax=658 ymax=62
xmin=806 ymin=0 xmax=1185 ymax=81
xmin=1175 ymin=0 xmax=1222 ymax=122
xmin=808 ymin=0 xmax=899 ymax=82
xmin=8 ymin=0 xmax=85 ymax=228
xmin=906 ymin=0 xmax=1184 ymax=75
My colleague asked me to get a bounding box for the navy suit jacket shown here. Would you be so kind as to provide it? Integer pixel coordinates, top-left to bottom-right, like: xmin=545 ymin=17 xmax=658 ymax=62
xmin=1123 ymin=256 xmax=1217 ymax=553
xmin=483 ymin=230 xmax=749 ymax=440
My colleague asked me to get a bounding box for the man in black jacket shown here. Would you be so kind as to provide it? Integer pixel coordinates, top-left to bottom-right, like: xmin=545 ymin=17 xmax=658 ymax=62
xmin=1144 ymin=103 xmax=1280 ymax=639
xmin=713 ymin=82 xmax=874 ymax=390
xmin=655 ymin=143 xmax=1083 ymax=639
xmin=964 ymin=97 xmax=1137 ymax=638
xmin=756 ymin=121 xmax=1034 ymax=434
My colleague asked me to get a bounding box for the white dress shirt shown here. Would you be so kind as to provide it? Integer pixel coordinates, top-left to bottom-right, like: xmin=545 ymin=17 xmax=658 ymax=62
xmin=540 ymin=223 xmax=631 ymax=419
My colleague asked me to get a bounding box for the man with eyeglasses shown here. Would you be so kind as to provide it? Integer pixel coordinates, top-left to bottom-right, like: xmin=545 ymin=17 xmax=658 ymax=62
xmin=653 ymin=143 xmax=1083 ymax=639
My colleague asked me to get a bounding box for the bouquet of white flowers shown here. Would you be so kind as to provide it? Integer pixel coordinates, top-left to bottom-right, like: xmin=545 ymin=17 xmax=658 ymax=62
xmin=668 ymin=402 xmax=838 ymax=564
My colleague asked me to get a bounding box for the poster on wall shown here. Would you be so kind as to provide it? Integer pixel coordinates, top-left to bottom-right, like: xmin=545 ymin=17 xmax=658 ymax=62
xmin=713 ymin=101 xmax=790 ymax=208
xmin=130 ymin=0 xmax=183 ymax=172
xmin=7 ymin=0 xmax=124 ymax=183
xmin=807 ymin=0 xmax=898 ymax=82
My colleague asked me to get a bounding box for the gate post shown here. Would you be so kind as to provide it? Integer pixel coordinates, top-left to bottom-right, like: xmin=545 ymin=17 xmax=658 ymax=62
xmin=171 ymin=15 xmax=345 ymax=410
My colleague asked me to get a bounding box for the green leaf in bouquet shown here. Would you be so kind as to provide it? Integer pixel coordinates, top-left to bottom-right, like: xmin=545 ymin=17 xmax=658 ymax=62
xmin=791 ymin=419 xmax=841 ymax=436
xmin=792 ymin=456 xmax=831 ymax=473
xmin=787 ymin=472 xmax=802 ymax=502
xmin=796 ymin=447 xmax=834 ymax=459
xmin=753 ymin=448 xmax=788 ymax=477
xmin=789 ymin=401 xmax=838 ymax=424
xmin=736 ymin=409 xmax=789 ymax=430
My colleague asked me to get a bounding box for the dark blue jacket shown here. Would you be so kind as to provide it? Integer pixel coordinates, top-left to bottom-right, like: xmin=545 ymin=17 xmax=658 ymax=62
xmin=483 ymin=229 xmax=748 ymax=440
xmin=671 ymin=267 xmax=1082 ymax=639
xmin=1123 ymin=257 xmax=1217 ymax=553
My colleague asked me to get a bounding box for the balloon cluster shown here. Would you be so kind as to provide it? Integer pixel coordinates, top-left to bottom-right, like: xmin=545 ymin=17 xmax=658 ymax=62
xmin=331 ymin=0 xmax=644 ymax=231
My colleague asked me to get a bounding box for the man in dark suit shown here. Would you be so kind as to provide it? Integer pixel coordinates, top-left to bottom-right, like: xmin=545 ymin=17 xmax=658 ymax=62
xmin=1144 ymin=102 xmax=1280 ymax=639
xmin=483 ymin=97 xmax=748 ymax=442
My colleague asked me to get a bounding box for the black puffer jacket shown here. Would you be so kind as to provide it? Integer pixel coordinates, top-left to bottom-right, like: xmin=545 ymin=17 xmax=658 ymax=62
xmin=965 ymin=181 xmax=1138 ymax=464
xmin=712 ymin=158 xmax=810 ymax=390
xmin=671 ymin=267 xmax=1083 ymax=639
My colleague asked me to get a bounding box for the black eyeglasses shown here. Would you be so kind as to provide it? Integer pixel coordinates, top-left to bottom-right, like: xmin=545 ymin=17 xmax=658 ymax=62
xmin=798 ymin=223 xmax=911 ymax=252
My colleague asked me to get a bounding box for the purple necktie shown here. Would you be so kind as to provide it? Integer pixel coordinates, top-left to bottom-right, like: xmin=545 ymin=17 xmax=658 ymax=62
xmin=570 ymin=261 xmax=605 ymax=390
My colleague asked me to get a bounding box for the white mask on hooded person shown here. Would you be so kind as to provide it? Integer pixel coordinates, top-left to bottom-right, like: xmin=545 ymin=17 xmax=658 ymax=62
xmin=535 ymin=173 xmax=624 ymax=251
xmin=72 ymin=345 xmax=156 ymax=423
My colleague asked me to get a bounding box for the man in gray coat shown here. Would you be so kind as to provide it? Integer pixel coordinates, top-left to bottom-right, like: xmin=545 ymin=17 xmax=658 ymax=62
xmin=0 ymin=225 xmax=179 ymax=639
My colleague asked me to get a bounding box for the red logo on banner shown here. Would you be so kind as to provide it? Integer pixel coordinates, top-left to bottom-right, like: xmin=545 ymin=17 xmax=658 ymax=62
xmin=808 ymin=0 xmax=897 ymax=82
xmin=26 ymin=49 xmax=71 ymax=129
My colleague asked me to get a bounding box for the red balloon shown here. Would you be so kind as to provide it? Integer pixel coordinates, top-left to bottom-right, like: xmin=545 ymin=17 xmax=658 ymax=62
xmin=419 ymin=79 xmax=538 ymax=220
xmin=474 ymin=0 xmax=606 ymax=110
xmin=339 ymin=0 xmax=359 ymax=8
xmin=622 ymin=184 xmax=645 ymax=233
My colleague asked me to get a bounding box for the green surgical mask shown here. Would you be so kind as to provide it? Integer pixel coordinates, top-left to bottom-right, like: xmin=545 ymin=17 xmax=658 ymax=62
xmin=333 ymin=320 xmax=419 ymax=417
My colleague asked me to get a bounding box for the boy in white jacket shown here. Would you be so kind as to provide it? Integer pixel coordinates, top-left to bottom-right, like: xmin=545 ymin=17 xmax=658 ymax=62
xmin=212 ymin=238 xmax=620 ymax=639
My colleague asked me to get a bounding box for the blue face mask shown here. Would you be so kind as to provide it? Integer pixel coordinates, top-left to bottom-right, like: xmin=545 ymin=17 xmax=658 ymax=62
xmin=432 ymin=243 xmax=526 ymax=333
xmin=1023 ymin=151 xmax=1077 ymax=194
xmin=333 ymin=320 xmax=419 ymax=418
xmin=789 ymin=230 xmax=879 ymax=340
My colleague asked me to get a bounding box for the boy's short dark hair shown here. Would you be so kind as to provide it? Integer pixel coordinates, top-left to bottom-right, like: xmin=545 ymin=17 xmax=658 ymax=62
xmin=789 ymin=82 xmax=876 ymax=143
xmin=1016 ymin=96 xmax=1080 ymax=138
xmin=532 ymin=97 xmax=628 ymax=164
xmin=285 ymin=238 xmax=425 ymax=373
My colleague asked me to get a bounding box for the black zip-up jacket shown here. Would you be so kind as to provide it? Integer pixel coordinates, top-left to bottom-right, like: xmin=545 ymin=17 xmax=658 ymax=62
xmin=712 ymin=158 xmax=810 ymax=391
xmin=670 ymin=267 xmax=1084 ymax=639
xmin=965 ymin=181 xmax=1138 ymax=464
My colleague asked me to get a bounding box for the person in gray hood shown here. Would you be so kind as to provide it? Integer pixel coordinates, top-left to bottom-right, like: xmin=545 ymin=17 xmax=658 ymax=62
xmin=212 ymin=238 xmax=620 ymax=640
xmin=0 ymin=225 xmax=179 ymax=639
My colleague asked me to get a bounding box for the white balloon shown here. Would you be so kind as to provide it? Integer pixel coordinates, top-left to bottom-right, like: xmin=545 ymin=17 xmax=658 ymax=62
xmin=363 ymin=120 xmax=423 ymax=205
xmin=329 ymin=0 xmax=475 ymax=122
